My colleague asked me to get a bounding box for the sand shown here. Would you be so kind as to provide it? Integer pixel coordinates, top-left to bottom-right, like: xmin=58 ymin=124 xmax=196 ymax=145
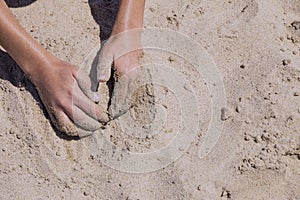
xmin=0 ymin=0 xmax=299 ymax=199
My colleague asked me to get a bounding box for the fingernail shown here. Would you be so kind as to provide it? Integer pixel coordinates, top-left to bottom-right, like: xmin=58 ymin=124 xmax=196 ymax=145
xmin=99 ymin=74 xmax=106 ymax=81
xmin=94 ymin=93 xmax=100 ymax=103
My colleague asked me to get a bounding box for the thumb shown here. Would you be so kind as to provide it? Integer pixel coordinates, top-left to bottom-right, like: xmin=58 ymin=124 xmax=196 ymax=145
xmin=76 ymin=69 xmax=100 ymax=103
xmin=97 ymin=42 xmax=113 ymax=83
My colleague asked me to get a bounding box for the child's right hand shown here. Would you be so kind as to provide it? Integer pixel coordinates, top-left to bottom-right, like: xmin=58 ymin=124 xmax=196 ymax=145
xmin=30 ymin=57 xmax=109 ymax=136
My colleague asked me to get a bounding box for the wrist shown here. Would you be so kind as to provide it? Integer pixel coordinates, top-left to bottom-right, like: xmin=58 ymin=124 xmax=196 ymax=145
xmin=111 ymin=0 xmax=145 ymax=36
xmin=111 ymin=22 xmax=143 ymax=36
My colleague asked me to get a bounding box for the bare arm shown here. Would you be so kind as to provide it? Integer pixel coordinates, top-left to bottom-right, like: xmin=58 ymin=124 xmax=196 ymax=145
xmin=97 ymin=0 xmax=146 ymax=81
xmin=111 ymin=0 xmax=146 ymax=35
xmin=0 ymin=0 xmax=55 ymax=80
xmin=0 ymin=0 xmax=108 ymax=136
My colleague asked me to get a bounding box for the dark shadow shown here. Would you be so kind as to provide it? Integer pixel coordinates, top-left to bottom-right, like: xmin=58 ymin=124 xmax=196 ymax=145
xmin=0 ymin=50 xmax=41 ymax=104
xmin=55 ymin=131 xmax=80 ymax=141
xmin=5 ymin=0 xmax=36 ymax=7
xmin=88 ymin=0 xmax=120 ymax=41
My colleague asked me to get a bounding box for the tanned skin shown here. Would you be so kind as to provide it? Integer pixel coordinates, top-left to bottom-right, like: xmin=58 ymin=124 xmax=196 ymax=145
xmin=0 ymin=0 xmax=146 ymax=135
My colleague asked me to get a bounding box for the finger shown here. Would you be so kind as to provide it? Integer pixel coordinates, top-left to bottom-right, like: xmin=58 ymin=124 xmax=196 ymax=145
xmin=71 ymin=105 xmax=102 ymax=132
xmin=47 ymin=106 xmax=78 ymax=136
xmin=109 ymin=75 xmax=130 ymax=118
xmin=76 ymin=69 xmax=100 ymax=103
xmin=97 ymin=42 xmax=113 ymax=82
xmin=73 ymin=84 xmax=110 ymax=123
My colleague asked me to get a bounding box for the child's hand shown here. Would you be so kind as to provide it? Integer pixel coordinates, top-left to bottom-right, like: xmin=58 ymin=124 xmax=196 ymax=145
xmin=96 ymin=32 xmax=143 ymax=82
xmin=95 ymin=32 xmax=152 ymax=119
xmin=31 ymin=58 xmax=109 ymax=136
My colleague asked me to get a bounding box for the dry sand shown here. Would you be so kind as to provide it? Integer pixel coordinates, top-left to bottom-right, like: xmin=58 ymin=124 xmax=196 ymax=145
xmin=0 ymin=0 xmax=299 ymax=199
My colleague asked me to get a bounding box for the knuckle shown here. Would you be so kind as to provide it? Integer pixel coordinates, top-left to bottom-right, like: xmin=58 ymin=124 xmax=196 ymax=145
xmin=58 ymin=98 xmax=73 ymax=113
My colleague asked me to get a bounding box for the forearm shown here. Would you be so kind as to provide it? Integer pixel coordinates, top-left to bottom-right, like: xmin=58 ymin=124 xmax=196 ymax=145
xmin=111 ymin=0 xmax=146 ymax=35
xmin=0 ymin=0 xmax=55 ymax=78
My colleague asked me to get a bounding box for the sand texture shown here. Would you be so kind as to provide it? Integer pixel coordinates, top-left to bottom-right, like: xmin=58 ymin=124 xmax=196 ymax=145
xmin=0 ymin=0 xmax=299 ymax=199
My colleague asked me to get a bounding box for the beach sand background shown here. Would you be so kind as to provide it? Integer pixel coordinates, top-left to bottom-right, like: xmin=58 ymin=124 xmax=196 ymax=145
xmin=0 ymin=0 xmax=299 ymax=199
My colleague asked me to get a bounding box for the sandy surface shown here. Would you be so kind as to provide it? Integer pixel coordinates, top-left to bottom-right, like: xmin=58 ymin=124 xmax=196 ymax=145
xmin=0 ymin=0 xmax=299 ymax=199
